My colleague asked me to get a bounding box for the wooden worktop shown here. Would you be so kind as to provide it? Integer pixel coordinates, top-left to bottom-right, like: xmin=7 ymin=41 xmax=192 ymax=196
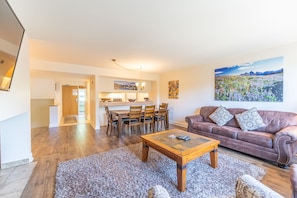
xmin=99 ymin=101 xmax=154 ymax=107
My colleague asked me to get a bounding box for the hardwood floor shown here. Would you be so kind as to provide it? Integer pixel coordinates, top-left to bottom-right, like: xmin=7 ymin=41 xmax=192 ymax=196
xmin=21 ymin=123 xmax=291 ymax=198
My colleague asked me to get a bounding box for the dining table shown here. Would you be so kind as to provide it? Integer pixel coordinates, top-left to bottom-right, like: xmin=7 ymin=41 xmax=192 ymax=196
xmin=109 ymin=109 xmax=169 ymax=137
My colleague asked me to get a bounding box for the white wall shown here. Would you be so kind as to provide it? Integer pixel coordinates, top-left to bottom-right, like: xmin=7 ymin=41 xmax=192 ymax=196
xmin=30 ymin=78 xmax=55 ymax=99
xmin=0 ymin=36 xmax=31 ymax=121
xmin=0 ymin=34 xmax=33 ymax=167
xmin=0 ymin=112 xmax=31 ymax=167
xmin=160 ymin=42 xmax=297 ymax=127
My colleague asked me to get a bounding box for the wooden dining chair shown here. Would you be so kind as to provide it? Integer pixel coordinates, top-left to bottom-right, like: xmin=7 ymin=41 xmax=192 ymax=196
xmin=123 ymin=105 xmax=143 ymax=135
xmin=105 ymin=106 xmax=118 ymax=136
xmin=161 ymin=103 xmax=168 ymax=110
xmin=142 ymin=105 xmax=155 ymax=134
xmin=155 ymin=104 xmax=168 ymax=131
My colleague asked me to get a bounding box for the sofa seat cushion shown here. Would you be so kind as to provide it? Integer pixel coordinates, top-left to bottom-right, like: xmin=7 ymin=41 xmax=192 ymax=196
xmin=212 ymin=126 xmax=241 ymax=139
xmin=237 ymin=131 xmax=274 ymax=148
xmin=192 ymin=122 xmax=216 ymax=133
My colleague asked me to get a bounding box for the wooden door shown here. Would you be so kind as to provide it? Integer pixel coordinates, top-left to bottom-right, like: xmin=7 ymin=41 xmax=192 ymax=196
xmin=62 ymin=85 xmax=78 ymax=116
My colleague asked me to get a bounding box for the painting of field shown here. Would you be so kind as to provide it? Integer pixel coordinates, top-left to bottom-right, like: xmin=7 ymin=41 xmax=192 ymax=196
xmin=114 ymin=80 xmax=137 ymax=90
xmin=215 ymin=57 xmax=283 ymax=102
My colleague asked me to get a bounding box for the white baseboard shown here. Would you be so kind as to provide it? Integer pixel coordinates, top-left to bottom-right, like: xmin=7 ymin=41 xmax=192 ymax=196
xmin=90 ymin=121 xmax=100 ymax=130
xmin=49 ymin=123 xmax=59 ymax=128
xmin=1 ymin=158 xmax=30 ymax=169
xmin=171 ymin=120 xmax=188 ymax=129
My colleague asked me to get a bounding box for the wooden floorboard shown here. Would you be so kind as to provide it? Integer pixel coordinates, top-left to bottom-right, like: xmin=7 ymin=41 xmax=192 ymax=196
xmin=21 ymin=123 xmax=291 ymax=198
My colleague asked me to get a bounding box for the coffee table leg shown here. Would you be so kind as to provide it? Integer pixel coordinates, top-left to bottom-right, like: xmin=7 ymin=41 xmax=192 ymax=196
xmin=177 ymin=163 xmax=187 ymax=192
xmin=142 ymin=142 xmax=149 ymax=162
xmin=210 ymin=148 xmax=218 ymax=168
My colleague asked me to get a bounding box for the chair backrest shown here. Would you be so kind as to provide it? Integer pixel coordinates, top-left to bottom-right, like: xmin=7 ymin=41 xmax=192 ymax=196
xmin=161 ymin=103 xmax=168 ymax=110
xmin=105 ymin=106 xmax=110 ymax=117
xmin=144 ymin=105 xmax=155 ymax=118
xmin=105 ymin=106 xmax=113 ymax=122
xmin=158 ymin=105 xmax=167 ymax=116
xmin=129 ymin=106 xmax=142 ymax=119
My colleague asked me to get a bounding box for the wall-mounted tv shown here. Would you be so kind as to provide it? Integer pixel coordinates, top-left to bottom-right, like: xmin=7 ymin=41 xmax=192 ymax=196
xmin=0 ymin=0 xmax=25 ymax=91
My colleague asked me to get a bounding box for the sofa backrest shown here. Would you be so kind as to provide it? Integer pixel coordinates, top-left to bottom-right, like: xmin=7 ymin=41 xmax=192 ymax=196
xmin=200 ymin=106 xmax=297 ymax=133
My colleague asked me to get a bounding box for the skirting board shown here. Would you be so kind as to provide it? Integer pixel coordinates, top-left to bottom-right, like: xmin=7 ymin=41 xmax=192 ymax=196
xmin=90 ymin=121 xmax=100 ymax=130
xmin=49 ymin=123 xmax=59 ymax=128
xmin=171 ymin=120 xmax=188 ymax=129
xmin=1 ymin=158 xmax=31 ymax=169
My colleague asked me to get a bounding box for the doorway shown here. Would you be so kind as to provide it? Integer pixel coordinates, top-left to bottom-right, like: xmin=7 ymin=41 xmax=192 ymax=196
xmin=62 ymin=85 xmax=87 ymax=125
xmin=78 ymin=86 xmax=86 ymax=116
xmin=62 ymin=85 xmax=78 ymax=116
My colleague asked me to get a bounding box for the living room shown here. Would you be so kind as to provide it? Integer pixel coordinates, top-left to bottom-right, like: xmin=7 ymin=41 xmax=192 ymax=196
xmin=1 ymin=0 xmax=297 ymax=197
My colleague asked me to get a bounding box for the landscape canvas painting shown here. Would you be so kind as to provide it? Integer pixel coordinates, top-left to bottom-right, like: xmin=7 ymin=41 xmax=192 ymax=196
xmin=114 ymin=80 xmax=137 ymax=90
xmin=215 ymin=56 xmax=284 ymax=102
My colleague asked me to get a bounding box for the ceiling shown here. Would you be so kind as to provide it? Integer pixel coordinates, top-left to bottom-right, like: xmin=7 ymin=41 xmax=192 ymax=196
xmin=7 ymin=0 xmax=297 ymax=74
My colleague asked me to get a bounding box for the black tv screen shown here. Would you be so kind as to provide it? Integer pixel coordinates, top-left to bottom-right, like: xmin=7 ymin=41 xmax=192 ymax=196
xmin=0 ymin=0 xmax=25 ymax=91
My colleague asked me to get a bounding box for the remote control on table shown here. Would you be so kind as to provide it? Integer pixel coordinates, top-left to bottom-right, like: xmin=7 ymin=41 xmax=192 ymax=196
xmin=176 ymin=135 xmax=191 ymax=141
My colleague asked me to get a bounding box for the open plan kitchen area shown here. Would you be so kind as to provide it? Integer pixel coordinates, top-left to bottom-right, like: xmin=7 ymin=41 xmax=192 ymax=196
xmin=98 ymin=76 xmax=169 ymax=136
xmin=30 ymin=69 xmax=165 ymax=132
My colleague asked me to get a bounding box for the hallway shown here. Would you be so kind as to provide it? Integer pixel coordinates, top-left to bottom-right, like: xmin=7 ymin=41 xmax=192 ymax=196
xmin=59 ymin=115 xmax=89 ymax=126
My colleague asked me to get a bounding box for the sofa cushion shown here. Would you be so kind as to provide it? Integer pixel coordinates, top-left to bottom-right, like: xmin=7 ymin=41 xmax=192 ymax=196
xmin=200 ymin=106 xmax=219 ymax=123
xmin=212 ymin=126 xmax=241 ymax=139
xmin=257 ymin=110 xmax=297 ymax=133
xmin=148 ymin=185 xmax=170 ymax=198
xmin=209 ymin=105 xmax=234 ymax=126
xmin=235 ymin=107 xmax=266 ymax=131
xmin=192 ymin=122 xmax=216 ymax=133
xmin=237 ymin=131 xmax=274 ymax=148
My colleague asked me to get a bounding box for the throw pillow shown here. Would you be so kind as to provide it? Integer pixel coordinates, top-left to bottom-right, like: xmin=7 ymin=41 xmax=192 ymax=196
xmin=209 ymin=105 xmax=234 ymax=126
xmin=148 ymin=185 xmax=170 ymax=198
xmin=235 ymin=107 xmax=266 ymax=131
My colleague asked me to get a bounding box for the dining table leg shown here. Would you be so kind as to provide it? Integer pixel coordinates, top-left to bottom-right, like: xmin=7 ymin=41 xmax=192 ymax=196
xmin=165 ymin=110 xmax=169 ymax=129
xmin=118 ymin=115 xmax=123 ymax=137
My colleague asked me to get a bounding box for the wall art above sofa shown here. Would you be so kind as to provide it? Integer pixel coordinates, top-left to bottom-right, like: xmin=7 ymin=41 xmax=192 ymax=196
xmin=214 ymin=56 xmax=284 ymax=102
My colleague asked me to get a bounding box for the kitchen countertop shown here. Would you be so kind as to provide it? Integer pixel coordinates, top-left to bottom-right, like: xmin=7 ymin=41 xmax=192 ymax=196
xmin=99 ymin=101 xmax=153 ymax=106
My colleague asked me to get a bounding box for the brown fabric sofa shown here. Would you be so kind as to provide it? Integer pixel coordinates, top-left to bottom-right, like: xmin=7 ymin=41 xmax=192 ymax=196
xmin=185 ymin=106 xmax=297 ymax=167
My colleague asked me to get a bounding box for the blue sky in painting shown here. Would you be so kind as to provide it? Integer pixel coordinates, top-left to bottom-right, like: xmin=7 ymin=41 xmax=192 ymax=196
xmin=215 ymin=56 xmax=284 ymax=76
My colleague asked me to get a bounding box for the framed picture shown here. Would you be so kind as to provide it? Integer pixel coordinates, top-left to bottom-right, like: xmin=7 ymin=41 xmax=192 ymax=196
xmin=114 ymin=80 xmax=137 ymax=90
xmin=168 ymin=80 xmax=179 ymax=99
xmin=214 ymin=56 xmax=284 ymax=102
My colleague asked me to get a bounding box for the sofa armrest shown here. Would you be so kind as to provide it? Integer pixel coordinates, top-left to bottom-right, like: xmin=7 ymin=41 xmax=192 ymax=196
xmin=185 ymin=115 xmax=203 ymax=131
xmin=276 ymin=126 xmax=297 ymax=141
xmin=235 ymin=175 xmax=284 ymax=198
xmin=273 ymin=126 xmax=297 ymax=165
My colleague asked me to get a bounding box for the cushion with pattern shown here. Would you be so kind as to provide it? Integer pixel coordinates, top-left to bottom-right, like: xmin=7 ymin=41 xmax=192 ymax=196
xmin=209 ymin=105 xmax=234 ymax=126
xmin=148 ymin=185 xmax=170 ymax=198
xmin=235 ymin=107 xmax=266 ymax=131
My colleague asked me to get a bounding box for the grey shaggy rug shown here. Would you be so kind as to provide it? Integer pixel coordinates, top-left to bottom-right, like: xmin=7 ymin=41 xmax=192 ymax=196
xmin=55 ymin=143 xmax=265 ymax=198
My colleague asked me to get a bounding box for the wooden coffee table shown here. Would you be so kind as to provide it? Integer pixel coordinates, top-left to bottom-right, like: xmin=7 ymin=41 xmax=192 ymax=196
xmin=141 ymin=129 xmax=220 ymax=192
